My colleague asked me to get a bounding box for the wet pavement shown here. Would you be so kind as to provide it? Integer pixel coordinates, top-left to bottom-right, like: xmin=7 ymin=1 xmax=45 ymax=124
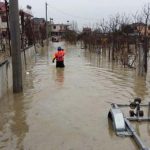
xmin=0 ymin=42 xmax=150 ymax=150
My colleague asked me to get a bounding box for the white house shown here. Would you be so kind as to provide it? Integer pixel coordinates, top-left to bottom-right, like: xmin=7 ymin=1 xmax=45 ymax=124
xmin=49 ymin=23 xmax=69 ymax=41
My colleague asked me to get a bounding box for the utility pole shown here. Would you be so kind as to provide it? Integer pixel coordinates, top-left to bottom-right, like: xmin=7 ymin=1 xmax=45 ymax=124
xmin=9 ymin=0 xmax=23 ymax=93
xmin=45 ymin=2 xmax=48 ymax=45
xmin=49 ymin=18 xmax=53 ymax=40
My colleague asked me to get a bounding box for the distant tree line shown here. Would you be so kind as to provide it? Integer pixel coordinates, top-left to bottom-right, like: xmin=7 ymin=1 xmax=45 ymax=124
xmin=63 ymin=21 xmax=78 ymax=44
xmin=77 ymin=3 xmax=150 ymax=76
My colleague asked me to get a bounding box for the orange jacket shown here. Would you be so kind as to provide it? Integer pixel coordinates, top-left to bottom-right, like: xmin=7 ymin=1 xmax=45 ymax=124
xmin=61 ymin=50 xmax=65 ymax=56
xmin=54 ymin=51 xmax=65 ymax=61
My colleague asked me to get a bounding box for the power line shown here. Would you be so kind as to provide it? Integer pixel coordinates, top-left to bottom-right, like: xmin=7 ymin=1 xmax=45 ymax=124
xmin=48 ymin=5 xmax=100 ymax=21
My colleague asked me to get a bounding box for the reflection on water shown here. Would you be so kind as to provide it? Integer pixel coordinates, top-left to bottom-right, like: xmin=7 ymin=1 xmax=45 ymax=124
xmin=0 ymin=42 xmax=150 ymax=149
xmin=11 ymin=93 xmax=29 ymax=150
xmin=0 ymin=92 xmax=28 ymax=150
xmin=107 ymin=119 xmax=115 ymax=138
xmin=55 ymin=68 xmax=65 ymax=85
xmin=133 ymin=76 xmax=148 ymax=100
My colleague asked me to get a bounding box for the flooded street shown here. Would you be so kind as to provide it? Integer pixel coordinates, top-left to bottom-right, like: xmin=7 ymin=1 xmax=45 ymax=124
xmin=1 ymin=42 xmax=150 ymax=150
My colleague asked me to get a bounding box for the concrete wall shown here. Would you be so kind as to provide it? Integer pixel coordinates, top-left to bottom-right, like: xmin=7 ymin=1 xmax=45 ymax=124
xmin=0 ymin=45 xmax=35 ymax=99
xmin=21 ymin=46 xmax=35 ymax=68
xmin=0 ymin=59 xmax=12 ymax=98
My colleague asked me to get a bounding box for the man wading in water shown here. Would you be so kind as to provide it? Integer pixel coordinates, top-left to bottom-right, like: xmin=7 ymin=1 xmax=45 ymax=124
xmin=52 ymin=47 xmax=65 ymax=68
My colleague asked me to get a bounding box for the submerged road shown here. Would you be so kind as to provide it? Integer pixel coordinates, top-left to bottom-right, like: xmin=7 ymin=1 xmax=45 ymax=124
xmin=0 ymin=42 xmax=150 ymax=150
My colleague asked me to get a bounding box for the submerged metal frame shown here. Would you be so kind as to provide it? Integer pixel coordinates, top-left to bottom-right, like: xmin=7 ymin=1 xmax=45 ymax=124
xmin=108 ymin=101 xmax=150 ymax=150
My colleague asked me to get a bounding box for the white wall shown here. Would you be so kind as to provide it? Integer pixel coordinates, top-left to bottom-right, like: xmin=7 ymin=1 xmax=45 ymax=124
xmin=0 ymin=17 xmax=7 ymax=30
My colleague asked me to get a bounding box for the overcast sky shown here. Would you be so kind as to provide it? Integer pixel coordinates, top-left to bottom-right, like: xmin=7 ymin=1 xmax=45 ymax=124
xmin=19 ymin=0 xmax=149 ymax=29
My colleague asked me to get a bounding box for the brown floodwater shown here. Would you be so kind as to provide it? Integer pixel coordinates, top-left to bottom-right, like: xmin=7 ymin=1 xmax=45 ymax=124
xmin=0 ymin=42 xmax=150 ymax=150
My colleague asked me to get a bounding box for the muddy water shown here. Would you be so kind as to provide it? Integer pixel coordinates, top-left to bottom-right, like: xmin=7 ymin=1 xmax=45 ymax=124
xmin=1 ymin=42 xmax=150 ymax=150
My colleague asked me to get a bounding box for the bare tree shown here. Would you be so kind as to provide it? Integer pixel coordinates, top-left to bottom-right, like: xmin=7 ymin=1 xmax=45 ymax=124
xmin=108 ymin=13 xmax=120 ymax=60
xmin=142 ymin=3 xmax=150 ymax=73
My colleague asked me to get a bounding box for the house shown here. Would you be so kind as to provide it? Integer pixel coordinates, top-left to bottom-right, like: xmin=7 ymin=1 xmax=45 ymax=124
xmin=121 ymin=23 xmax=150 ymax=37
xmin=32 ymin=18 xmax=46 ymax=42
xmin=32 ymin=18 xmax=45 ymax=30
xmin=0 ymin=2 xmax=34 ymax=47
xmin=131 ymin=23 xmax=150 ymax=36
xmin=49 ymin=23 xmax=69 ymax=42
xmin=0 ymin=2 xmax=8 ymax=38
xmin=0 ymin=2 xmax=33 ymax=36
xmin=19 ymin=8 xmax=33 ymax=46
xmin=82 ymin=27 xmax=92 ymax=33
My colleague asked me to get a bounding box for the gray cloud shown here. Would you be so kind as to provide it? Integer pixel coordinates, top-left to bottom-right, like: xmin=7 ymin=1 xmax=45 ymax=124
xmin=19 ymin=0 xmax=150 ymax=29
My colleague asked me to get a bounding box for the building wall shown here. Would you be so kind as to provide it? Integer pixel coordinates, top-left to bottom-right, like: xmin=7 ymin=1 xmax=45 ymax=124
xmin=0 ymin=60 xmax=12 ymax=98
xmin=134 ymin=25 xmax=150 ymax=36
xmin=0 ymin=14 xmax=7 ymax=32
xmin=51 ymin=24 xmax=67 ymax=32
xmin=0 ymin=45 xmax=35 ymax=99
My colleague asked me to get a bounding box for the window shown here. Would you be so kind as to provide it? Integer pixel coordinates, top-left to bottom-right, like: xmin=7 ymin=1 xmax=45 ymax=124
xmin=53 ymin=26 xmax=56 ymax=29
xmin=1 ymin=16 xmax=7 ymax=22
